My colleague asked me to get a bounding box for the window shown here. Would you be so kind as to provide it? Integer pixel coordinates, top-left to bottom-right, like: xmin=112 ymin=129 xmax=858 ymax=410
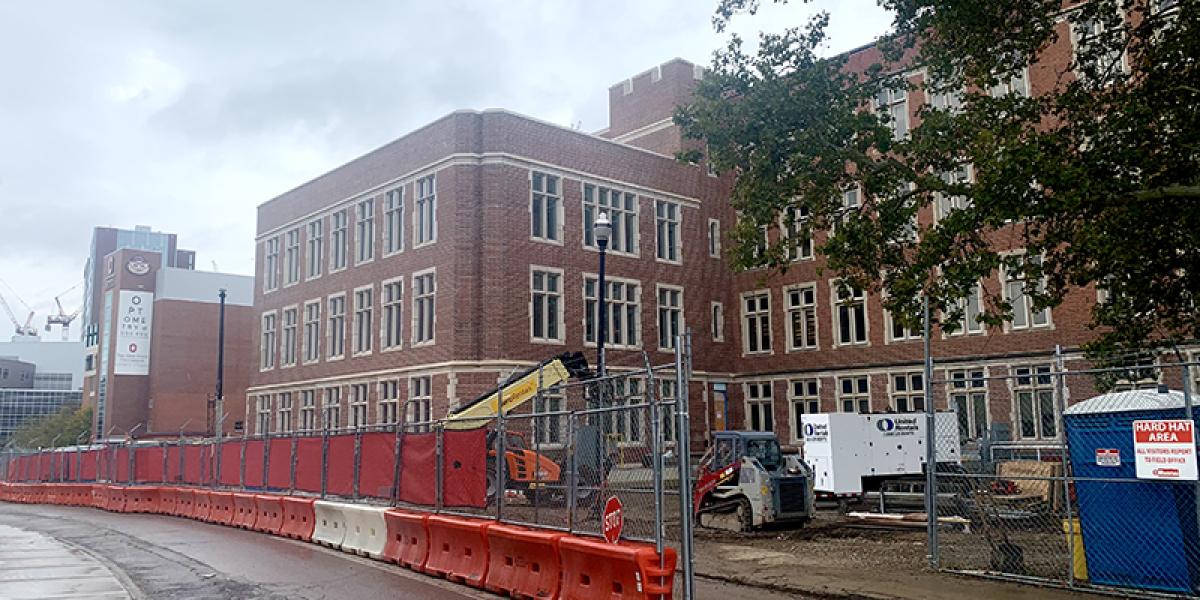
xmin=890 ymin=372 xmax=925 ymax=412
xmin=384 ymin=188 xmax=404 ymax=255
xmin=875 ymin=81 xmax=909 ymax=139
xmin=379 ymin=380 xmax=399 ymax=425
xmin=284 ymin=228 xmax=300 ymax=285
xmin=381 ymin=279 xmax=403 ymax=350
xmin=783 ymin=206 xmax=813 ymax=261
xmin=407 ymin=376 xmax=432 ymax=432
xmin=655 ymin=200 xmax=680 ymax=262
xmin=256 ymin=395 xmax=272 ymax=435
xmin=658 ymin=379 xmax=677 ymax=443
xmin=657 ymin=286 xmax=683 ymax=351
xmin=583 ymin=184 xmax=638 ymax=255
xmin=322 ymin=387 xmax=342 ymax=430
xmin=950 ymin=369 xmax=987 ymax=440
xmin=415 ymin=175 xmax=436 ymax=246
xmin=1013 ymin=365 xmax=1056 ymax=439
xmin=584 ymin=276 xmax=641 ymax=348
xmin=412 ymin=270 xmax=436 ymax=345
xmin=263 ymin=237 xmax=280 ymax=291
xmin=789 ymin=379 xmax=820 ymax=440
xmin=356 ymin=198 xmax=375 ymax=264
xmin=281 ymin=307 xmax=298 ymax=366
xmin=353 ymin=287 xmax=373 ymax=355
xmin=933 ymin=165 xmax=973 ymax=222
xmin=260 ymin=312 xmax=277 ymax=370
xmin=839 ymin=187 xmax=861 ymax=228
xmin=1004 ymin=255 xmax=1051 ymax=330
xmin=277 ymin=392 xmax=293 ymax=433
xmin=708 ymin=219 xmax=721 ymax=258
xmin=603 ymin=378 xmax=644 ymax=443
xmin=531 ymin=172 xmax=561 ymax=242
xmin=927 ymin=83 xmax=964 ymax=112
xmin=839 ymin=376 xmax=871 ymax=413
xmin=331 ymin=209 xmax=348 ymax=271
xmin=300 ymin=390 xmax=316 ymax=431
xmin=532 ymin=391 xmax=565 ymax=446
xmin=741 ymin=291 xmax=772 ymax=354
xmin=885 ymin=301 xmax=921 ymax=343
xmin=351 ymin=383 xmax=369 ymax=428
xmin=303 ymin=301 xmax=321 ymax=363
xmin=746 ymin=382 xmax=774 ymax=432
xmin=785 ymin=284 xmax=817 ymax=351
xmin=989 ymin=69 xmax=1029 ymax=98
xmin=1072 ymin=12 xmax=1125 ymax=85
xmin=711 ymin=302 xmax=725 ymax=342
xmin=834 ymin=284 xmax=868 ymax=345
xmin=306 ymin=219 xmax=323 ymax=279
xmin=328 ymin=294 xmax=346 ymax=359
xmin=947 ymin=284 xmax=985 ymax=335
xmin=531 ymin=268 xmax=563 ymax=343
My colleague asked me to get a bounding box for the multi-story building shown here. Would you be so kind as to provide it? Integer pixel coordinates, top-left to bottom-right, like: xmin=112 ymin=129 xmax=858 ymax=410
xmin=247 ymin=51 xmax=1184 ymax=451
xmin=0 ymin=357 xmax=82 ymax=444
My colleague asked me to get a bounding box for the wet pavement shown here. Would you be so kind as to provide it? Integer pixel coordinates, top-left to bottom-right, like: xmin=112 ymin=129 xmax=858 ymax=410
xmin=0 ymin=502 xmax=798 ymax=600
xmin=0 ymin=524 xmax=129 ymax=599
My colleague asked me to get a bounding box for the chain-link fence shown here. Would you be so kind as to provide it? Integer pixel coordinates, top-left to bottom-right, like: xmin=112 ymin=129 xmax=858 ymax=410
xmin=929 ymin=350 xmax=1200 ymax=597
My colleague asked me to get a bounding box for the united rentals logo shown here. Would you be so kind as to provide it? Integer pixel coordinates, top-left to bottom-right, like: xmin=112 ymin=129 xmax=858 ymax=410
xmin=877 ymin=418 xmax=896 ymax=432
xmin=126 ymin=256 xmax=151 ymax=276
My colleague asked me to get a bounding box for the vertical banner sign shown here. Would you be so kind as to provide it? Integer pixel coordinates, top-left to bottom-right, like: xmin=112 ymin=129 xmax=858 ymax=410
xmin=114 ymin=291 xmax=154 ymax=375
xmin=1133 ymin=420 xmax=1198 ymax=481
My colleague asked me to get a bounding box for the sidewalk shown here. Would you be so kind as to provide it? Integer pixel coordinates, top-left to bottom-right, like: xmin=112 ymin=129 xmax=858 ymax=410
xmin=0 ymin=524 xmax=130 ymax=600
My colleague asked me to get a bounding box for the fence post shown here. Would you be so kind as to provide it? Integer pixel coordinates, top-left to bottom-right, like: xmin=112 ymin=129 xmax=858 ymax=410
xmin=1054 ymin=345 xmax=1076 ymax=587
xmin=162 ymin=441 xmax=168 ymax=485
xmin=1180 ymin=361 xmax=1199 ymax=574
xmin=127 ymin=439 xmax=135 ymax=485
xmin=321 ymin=428 xmax=329 ymax=499
xmin=391 ymin=422 xmax=403 ymax=505
xmin=496 ymin=379 xmax=506 ymax=523
xmin=566 ymin=412 xmax=577 ymax=534
xmin=643 ymin=352 xmax=664 ymax=560
xmin=289 ymin=430 xmax=298 ymax=495
xmin=214 ymin=435 xmax=222 ymax=490
xmin=435 ymin=423 xmax=444 ymax=513
xmin=239 ymin=437 xmax=247 ymax=489
xmin=922 ymin=294 xmax=938 ymax=569
xmin=675 ymin=331 xmax=695 ymax=600
xmin=353 ymin=427 xmax=362 ymax=501
xmin=262 ymin=433 xmax=271 ymax=491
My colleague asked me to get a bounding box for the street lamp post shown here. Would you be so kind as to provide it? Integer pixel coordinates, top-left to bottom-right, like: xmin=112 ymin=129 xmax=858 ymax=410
xmin=215 ymin=288 xmax=227 ymax=440
xmin=593 ymin=212 xmax=612 ymax=380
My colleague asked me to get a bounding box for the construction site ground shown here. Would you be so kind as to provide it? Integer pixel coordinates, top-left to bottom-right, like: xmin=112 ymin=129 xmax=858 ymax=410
xmin=690 ymin=514 xmax=1094 ymax=600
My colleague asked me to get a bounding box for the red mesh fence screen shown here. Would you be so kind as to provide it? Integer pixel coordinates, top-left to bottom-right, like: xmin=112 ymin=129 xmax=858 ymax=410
xmin=219 ymin=441 xmax=242 ymax=487
xmin=183 ymin=445 xmax=205 ymax=484
xmin=267 ymin=438 xmax=292 ymax=490
xmin=325 ymin=434 xmax=354 ymax=497
xmin=243 ymin=439 xmax=265 ymax=488
xmin=357 ymin=432 xmax=395 ymax=499
xmin=135 ymin=447 xmax=164 ymax=482
xmin=442 ymin=428 xmax=487 ymax=508
xmin=399 ymin=432 xmax=436 ymax=506
xmin=293 ymin=437 xmax=323 ymax=494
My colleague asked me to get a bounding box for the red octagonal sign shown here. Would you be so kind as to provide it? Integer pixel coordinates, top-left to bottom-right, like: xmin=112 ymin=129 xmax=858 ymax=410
xmin=602 ymin=496 xmax=624 ymax=544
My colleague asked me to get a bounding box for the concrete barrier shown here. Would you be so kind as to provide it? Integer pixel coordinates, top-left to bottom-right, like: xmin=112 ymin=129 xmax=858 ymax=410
xmin=340 ymin=504 xmax=388 ymax=559
xmin=312 ymin=500 xmax=348 ymax=549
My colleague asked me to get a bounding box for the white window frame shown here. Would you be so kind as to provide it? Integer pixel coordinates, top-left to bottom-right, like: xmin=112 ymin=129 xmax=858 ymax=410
xmin=284 ymin=228 xmax=300 ymax=286
xmin=353 ymin=285 xmax=374 ymax=356
xmin=259 ymin=311 xmax=277 ymax=371
xmin=837 ymin=375 xmax=871 ymax=413
xmin=889 ymin=371 xmax=926 ymax=412
xmin=782 ymin=205 xmax=814 ymax=262
xmin=933 ymin=164 xmax=974 ymax=222
xmin=582 ymin=183 xmax=639 ymax=257
xmin=322 ymin=386 xmax=342 ymax=431
xmin=989 ymin=67 xmax=1030 ymax=98
xmin=656 ymin=284 xmax=684 ymax=352
xmin=745 ymin=381 xmax=774 ymax=432
xmin=303 ymin=299 xmax=321 ymax=364
xmin=530 ymin=266 xmax=565 ymax=344
xmin=256 ymin=394 xmax=272 ymax=435
xmin=708 ymin=218 xmax=721 ymax=258
xmin=263 ymin=237 xmax=280 ymax=292
xmin=414 ymin=174 xmax=437 ymax=248
xmin=655 ymin=199 xmax=681 ymax=264
xmin=330 ymin=209 xmax=349 ymax=272
xmin=327 ymin=292 xmax=347 ymax=361
xmin=380 ymin=277 xmax=404 ymax=351
xmin=788 ymin=378 xmax=820 ymax=443
xmin=784 ymin=283 xmax=818 ymax=352
xmin=603 ymin=378 xmax=645 ymax=445
xmin=530 ymin=171 xmax=562 ymax=244
xmin=280 ymin=305 xmax=298 ymax=367
xmin=946 ymin=283 xmax=986 ymax=336
xmin=407 ymin=376 xmax=433 ymax=432
xmin=1002 ymin=252 xmax=1052 ymax=331
xmin=1011 ymin=364 xmax=1058 ymax=440
xmin=884 ymin=296 xmax=922 ymax=344
xmin=949 ymin=368 xmax=988 ymax=441
xmin=710 ymin=301 xmax=725 ymax=342
xmin=1069 ymin=7 xmax=1128 ymax=85
xmin=306 ymin=219 xmax=323 ymax=280
xmin=412 ymin=268 xmax=436 ymax=346
xmin=832 ymin=281 xmax=869 ymax=347
xmin=741 ymin=290 xmax=773 ymax=355
xmin=383 ymin=188 xmax=405 ymax=256
xmin=532 ymin=389 xmax=566 ymax=448
xmin=355 ymin=198 xmax=375 ymax=265
xmin=350 ymin=382 xmax=370 ymax=428
xmin=299 ymin=390 xmax=317 ymax=432
xmin=582 ymin=273 xmax=642 ymax=350
xmin=874 ymin=79 xmax=909 ymax=139
xmin=379 ymin=379 xmax=400 ymax=425
xmin=276 ymin=392 xmax=293 ymax=433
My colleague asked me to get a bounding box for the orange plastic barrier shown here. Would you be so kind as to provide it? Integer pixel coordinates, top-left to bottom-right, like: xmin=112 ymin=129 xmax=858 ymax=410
xmin=382 ymin=509 xmax=430 ymax=571
xmin=253 ymin=495 xmax=284 ymax=534
xmin=424 ymin=515 xmax=491 ymax=589
xmin=558 ymin=537 xmax=677 ymax=600
xmin=158 ymin=487 xmax=178 ymax=515
xmin=208 ymin=491 xmax=236 ymax=526
xmin=127 ymin=487 xmax=161 ymax=513
xmin=104 ymin=485 xmax=129 ymax=513
xmin=192 ymin=490 xmax=213 ymax=521
xmin=278 ymin=496 xmax=316 ymax=541
xmin=484 ymin=523 xmax=565 ymax=600
xmin=174 ymin=488 xmax=195 ymax=518
xmin=232 ymin=492 xmax=259 ymax=529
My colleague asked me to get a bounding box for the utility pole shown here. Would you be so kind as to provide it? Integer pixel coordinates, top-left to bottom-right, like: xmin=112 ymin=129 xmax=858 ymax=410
xmin=215 ymin=289 xmax=227 ymax=440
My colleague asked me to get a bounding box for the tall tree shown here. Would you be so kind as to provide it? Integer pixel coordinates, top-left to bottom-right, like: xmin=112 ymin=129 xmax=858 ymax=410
xmin=679 ymin=0 xmax=1199 ymax=355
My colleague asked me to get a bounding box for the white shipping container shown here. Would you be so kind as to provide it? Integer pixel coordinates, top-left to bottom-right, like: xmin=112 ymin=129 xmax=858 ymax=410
xmin=801 ymin=412 xmax=961 ymax=495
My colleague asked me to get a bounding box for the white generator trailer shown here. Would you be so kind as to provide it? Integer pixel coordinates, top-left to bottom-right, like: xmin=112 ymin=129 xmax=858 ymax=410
xmin=800 ymin=412 xmax=961 ymax=504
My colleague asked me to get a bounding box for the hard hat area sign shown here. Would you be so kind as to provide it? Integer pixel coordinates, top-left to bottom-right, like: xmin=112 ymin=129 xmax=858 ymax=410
xmin=1133 ymin=420 xmax=1198 ymax=481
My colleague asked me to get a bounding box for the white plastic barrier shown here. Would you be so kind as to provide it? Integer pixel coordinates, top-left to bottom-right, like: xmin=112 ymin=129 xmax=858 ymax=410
xmin=340 ymin=504 xmax=389 ymax=559
xmin=312 ymin=500 xmax=349 ymax=549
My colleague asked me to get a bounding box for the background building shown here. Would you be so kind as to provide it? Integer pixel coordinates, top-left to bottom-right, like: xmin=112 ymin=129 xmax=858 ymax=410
xmin=0 ymin=356 xmax=82 ymax=444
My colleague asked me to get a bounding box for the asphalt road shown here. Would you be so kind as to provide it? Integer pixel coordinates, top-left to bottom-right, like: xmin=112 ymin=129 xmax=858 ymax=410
xmin=0 ymin=502 xmax=800 ymax=600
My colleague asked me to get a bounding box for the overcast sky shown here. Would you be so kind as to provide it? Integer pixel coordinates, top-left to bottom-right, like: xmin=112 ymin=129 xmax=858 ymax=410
xmin=0 ymin=0 xmax=891 ymax=337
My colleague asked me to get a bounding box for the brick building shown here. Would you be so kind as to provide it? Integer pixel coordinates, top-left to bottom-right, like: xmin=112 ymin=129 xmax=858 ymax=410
xmin=247 ymin=50 xmax=1194 ymax=451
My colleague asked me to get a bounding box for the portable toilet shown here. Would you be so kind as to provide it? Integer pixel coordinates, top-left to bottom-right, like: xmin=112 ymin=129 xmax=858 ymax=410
xmin=1064 ymin=389 xmax=1199 ymax=594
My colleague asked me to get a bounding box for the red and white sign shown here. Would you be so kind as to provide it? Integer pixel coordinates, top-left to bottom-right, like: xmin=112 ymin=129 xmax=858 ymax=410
xmin=1095 ymin=448 xmax=1120 ymax=467
xmin=602 ymin=496 xmax=624 ymax=544
xmin=1133 ymin=420 xmax=1198 ymax=481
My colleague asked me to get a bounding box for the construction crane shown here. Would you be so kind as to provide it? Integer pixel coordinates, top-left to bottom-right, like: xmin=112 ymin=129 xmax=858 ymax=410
xmin=0 ymin=281 xmax=38 ymax=338
xmin=45 ymin=282 xmax=83 ymax=341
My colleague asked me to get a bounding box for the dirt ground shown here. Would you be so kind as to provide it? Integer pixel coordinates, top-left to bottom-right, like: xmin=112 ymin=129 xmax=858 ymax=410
xmin=689 ymin=514 xmax=1095 ymax=600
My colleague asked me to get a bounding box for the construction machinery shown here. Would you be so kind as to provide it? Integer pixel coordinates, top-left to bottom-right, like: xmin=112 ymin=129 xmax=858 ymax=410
xmin=44 ymin=282 xmax=82 ymax=341
xmin=445 ymin=352 xmax=593 ymax=502
xmin=693 ymin=430 xmax=816 ymax=531
xmin=0 ymin=282 xmax=38 ymax=338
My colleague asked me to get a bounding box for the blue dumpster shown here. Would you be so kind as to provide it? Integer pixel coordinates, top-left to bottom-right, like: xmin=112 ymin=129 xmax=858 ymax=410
xmin=1064 ymin=389 xmax=1199 ymax=593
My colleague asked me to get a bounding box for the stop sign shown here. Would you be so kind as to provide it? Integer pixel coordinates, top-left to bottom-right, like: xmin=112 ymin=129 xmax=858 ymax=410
xmin=602 ymin=496 xmax=624 ymax=544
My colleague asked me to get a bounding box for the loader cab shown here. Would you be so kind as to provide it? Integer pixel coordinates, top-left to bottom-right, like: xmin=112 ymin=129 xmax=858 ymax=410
xmin=713 ymin=431 xmax=783 ymax=473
